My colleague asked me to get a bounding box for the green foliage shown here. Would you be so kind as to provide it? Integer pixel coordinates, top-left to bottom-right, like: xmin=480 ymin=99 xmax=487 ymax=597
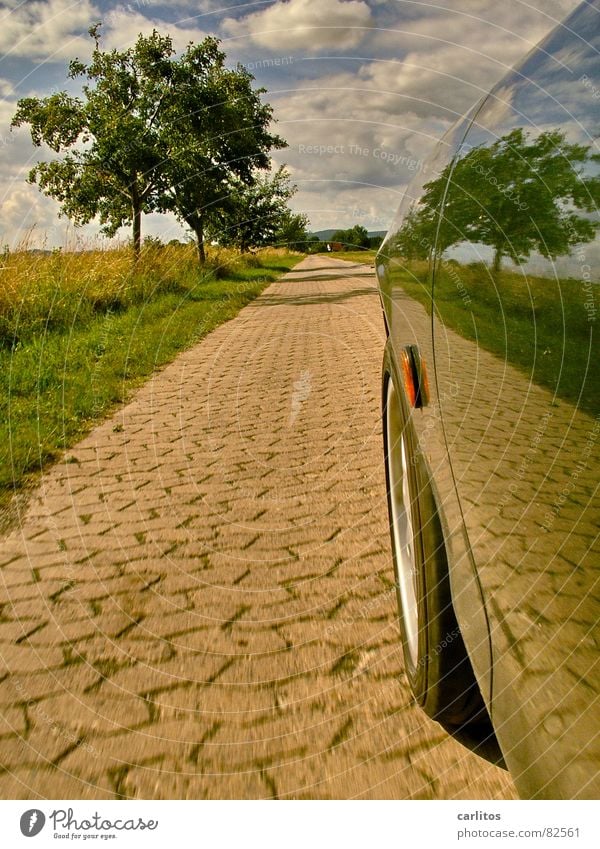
xmin=12 ymin=28 xmax=178 ymax=257
xmin=274 ymin=210 xmax=310 ymax=251
xmin=392 ymin=128 xmax=600 ymax=271
xmin=156 ymin=38 xmax=287 ymax=262
xmin=330 ymin=225 xmax=370 ymax=249
xmin=206 ymin=166 xmax=299 ymax=253
xmin=305 ymin=235 xmax=326 ymax=253
xmin=11 ymin=27 xmax=287 ymax=262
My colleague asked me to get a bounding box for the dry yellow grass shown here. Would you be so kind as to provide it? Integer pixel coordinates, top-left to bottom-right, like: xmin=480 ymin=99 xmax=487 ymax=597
xmin=0 ymin=242 xmax=265 ymax=346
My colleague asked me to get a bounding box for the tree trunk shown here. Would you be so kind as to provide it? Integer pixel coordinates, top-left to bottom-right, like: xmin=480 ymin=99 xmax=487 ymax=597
xmin=195 ymin=226 xmax=206 ymax=265
xmin=191 ymin=215 xmax=205 ymax=265
xmin=132 ymin=195 xmax=142 ymax=261
xmin=492 ymin=246 xmax=503 ymax=274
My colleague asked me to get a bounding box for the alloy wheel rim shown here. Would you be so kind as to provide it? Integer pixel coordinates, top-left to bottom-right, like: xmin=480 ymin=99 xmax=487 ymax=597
xmin=386 ymin=378 xmax=419 ymax=671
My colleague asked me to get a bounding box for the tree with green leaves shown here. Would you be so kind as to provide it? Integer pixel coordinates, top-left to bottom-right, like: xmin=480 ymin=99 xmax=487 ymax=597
xmin=207 ymin=166 xmax=299 ymax=253
xmin=274 ymin=210 xmax=310 ymax=251
xmin=386 ymin=206 xmax=433 ymax=260
xmin=306 ymin=235 xmax=325 ymax=253
xmin=331 ymin=225 xmax=370 ymax=249
xmin=12 ymin=25 xmax=174 ymax=259
xmin=157 ymin=38 xmax=286 ymax=263
xmin=398 ymin=128 xmax=600 ymax=272
xmin=12 ymin=26 xmax=287 ymax=263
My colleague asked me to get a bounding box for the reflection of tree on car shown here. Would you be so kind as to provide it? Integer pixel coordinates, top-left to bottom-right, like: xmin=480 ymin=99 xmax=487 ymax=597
xmin=392 ymin=128 xmax=600 ymax=273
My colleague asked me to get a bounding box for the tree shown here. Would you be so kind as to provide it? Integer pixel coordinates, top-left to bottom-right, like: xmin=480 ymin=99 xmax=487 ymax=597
xmin=400 ymin=128 xmax=600 ymax=272
xmin=387 ymin=205 xmax=434 ymax=260
xmin=158 ymin=38 xmax=287 ymax=263
xmin=274 ymin=210 xmax=310 ymax=251
xmin=306 ymin=235 xmax=325 ymax=253
xmin=206 ymin=166 xmax=299 ymax=253
xmin=12 ymin=25 xmax=174 ymax=259
xmin=331 ymin=225 xmax=370 ymax=249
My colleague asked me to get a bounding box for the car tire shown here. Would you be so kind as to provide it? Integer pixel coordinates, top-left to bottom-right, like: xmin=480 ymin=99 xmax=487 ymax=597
xmin=382 ymin=342 xmax=485 ymax=728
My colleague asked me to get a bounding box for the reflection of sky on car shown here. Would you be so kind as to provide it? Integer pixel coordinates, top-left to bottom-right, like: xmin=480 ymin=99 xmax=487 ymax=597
xmin=467 ymin=8 xmax=600 ymax=146
xmin=436 ymin=2 xmax=600 ymax=282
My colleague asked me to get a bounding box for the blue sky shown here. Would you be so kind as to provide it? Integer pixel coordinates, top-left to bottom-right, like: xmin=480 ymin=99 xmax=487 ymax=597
xmin=0 ymin=0 xmax=579 ymax=247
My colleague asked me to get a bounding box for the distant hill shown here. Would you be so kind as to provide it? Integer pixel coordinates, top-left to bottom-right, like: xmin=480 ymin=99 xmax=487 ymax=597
xmin=309 ymin=229 xmax=386 ymax=241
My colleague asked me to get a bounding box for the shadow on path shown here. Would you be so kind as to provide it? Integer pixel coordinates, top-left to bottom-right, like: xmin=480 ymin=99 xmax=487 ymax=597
xmin=279 ymin=272 xmax=375 ymax=284
xmin=253 ymin=287 xmax=378 ymax=307
xmin=286 ymin=263 xmax=373 ymax=274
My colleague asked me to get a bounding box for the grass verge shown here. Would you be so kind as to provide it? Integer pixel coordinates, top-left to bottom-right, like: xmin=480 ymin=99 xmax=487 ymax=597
xmin=0 ymin=245 xmax=302 ymax=522
xmin=316 ymin=250 xmax=377 ymax=266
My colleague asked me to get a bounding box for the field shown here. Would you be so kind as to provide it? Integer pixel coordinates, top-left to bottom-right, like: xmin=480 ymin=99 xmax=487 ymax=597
xmin=0 ymin=243 xmax=301 ymax=522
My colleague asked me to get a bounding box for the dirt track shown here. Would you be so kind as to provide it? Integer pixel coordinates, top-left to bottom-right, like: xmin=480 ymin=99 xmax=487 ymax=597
xmin=0 ymin=255 xmax=516 ymax=799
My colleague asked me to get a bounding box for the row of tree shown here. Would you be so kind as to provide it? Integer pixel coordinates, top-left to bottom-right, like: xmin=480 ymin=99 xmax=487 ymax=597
xmin=11 ymin=26 xmax=308 ymax=262
xmin=328 ymin=225 xmax=382 ymax=250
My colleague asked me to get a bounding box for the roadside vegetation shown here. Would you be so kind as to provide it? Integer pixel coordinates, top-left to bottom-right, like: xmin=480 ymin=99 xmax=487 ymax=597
xmin=317 ymin=250 xmax=377 ymax=266
xmin=393 ymin=259 xmax=598 ymax=417
xmin=0 ymin=244 xmax=301 ymax=519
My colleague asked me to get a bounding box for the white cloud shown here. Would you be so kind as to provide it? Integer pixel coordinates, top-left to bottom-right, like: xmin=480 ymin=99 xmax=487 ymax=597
xmin=0 ymin=79 xmax=14 ymax=99
xmin=426 ymin=0 xmax=574 ymax=24
xmin=103 ymin=6 xmax=207 ymax=53
xmin=262 ymin=0 xmax=581 ymax=231
xmin=266 ymin=73 xmax=451 ymax=232
xmin=0 ymin=0 xmax=100 ymax=62
xmin=289 ymin=183 xmax=403 ymax=232
xmin=223 ymin=0 xmax=372 ymax=53
xmin=0 ymin=1 xmax=209 ymax=63
xmin=0 ymin=184 xmax=59 ymax=248
xmin=147 ymin=0 xmax=228 ymax=8
xmin=134 ymin=0 xmax=224 ymax=8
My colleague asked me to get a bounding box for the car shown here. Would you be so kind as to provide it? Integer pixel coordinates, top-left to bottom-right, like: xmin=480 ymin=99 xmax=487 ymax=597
xmin=376 ymin=0 xmax=599 ymax=799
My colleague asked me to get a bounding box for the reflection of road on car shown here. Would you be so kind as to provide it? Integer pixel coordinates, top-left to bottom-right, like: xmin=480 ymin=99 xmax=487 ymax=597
xmin=377 ymin=0 xmax=600 ymax=799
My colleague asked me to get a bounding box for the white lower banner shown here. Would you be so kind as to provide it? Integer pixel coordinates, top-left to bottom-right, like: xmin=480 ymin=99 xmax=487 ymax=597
xmin=0 ymin=800 xmax=598 ymax=847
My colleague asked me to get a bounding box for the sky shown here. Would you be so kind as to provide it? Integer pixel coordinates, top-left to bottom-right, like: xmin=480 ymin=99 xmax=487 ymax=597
xmin=0 ymin=0 xmax=582 ymax=247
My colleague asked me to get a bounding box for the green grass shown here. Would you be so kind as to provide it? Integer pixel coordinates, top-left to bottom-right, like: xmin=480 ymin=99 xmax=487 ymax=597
xmin=316 ymin=250 xmax=377 ymax=266
xmin=0 ymin=246 xmax=302 ymax=518
xmin=388 ymin=259 xmax=598 ymax=417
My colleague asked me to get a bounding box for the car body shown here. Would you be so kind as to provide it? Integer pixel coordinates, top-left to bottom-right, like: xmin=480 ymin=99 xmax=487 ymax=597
xmin=376 ymin=0 xmax=599 ymax=799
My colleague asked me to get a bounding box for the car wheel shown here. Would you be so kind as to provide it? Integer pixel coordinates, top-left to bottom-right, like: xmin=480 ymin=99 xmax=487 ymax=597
xmin=382 ymin=343 xmax=484 ymax=727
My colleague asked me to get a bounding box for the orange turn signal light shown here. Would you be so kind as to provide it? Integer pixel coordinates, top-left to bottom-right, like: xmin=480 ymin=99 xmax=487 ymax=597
xmin=400 ymin=345 xmax=430 ymax=409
